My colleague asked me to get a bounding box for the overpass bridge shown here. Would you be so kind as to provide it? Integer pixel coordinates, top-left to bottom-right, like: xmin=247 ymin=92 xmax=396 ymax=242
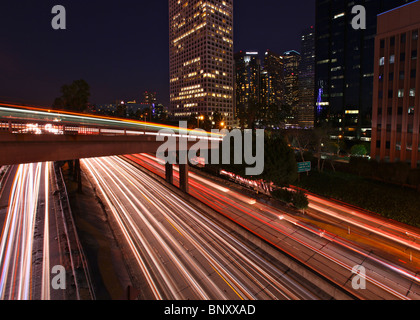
xmin=0 ymin=103 xmax=222 ymax=193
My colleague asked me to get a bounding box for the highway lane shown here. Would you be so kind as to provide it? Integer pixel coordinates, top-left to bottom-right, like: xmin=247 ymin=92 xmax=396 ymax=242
xmin=0 ymin=163 xmax=46 ymax=299
xmin=302 ymin=193 xmax=420 ymax=259
xmin=124 ymin=153 xmax=420 ymax=300
xmin=223 ymin=173 xmax=420 ymax=260
xmin=82 ymin=156 xmax=329 ymax=300
xmin=0 ymin=163 xmax=66 ymax=300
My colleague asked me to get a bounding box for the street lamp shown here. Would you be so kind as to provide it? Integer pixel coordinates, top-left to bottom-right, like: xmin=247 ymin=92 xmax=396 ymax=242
xmin=197 ymin=115 xmax=204 ymax=128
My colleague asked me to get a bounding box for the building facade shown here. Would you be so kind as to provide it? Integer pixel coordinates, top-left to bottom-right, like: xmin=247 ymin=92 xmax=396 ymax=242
xmin=371 ymin=0 xmax=420 ymax=168
xmin=298 ymin=26 xmax=316 ymax=128
xmin=263 ymin=50 xmax=284 ymax=107
xmin=283 ymin=50 xmax=301 ymax=126
xmin=143 ymin=91 xmax=157 ymax=105
xmin=234 ymin=50 xmax=287 ymax=128
xmin=234 ymin=51 xmax=261 ymax=109
xmin=315 ymin=0 xmax=416 ymax=142
xmin=169 ymin=0 xmax=234 ymax=126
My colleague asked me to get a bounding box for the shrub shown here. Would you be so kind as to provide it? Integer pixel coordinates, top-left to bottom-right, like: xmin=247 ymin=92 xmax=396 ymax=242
xmin=272 ymin=188 xmax=309 ymax=211
xmin=272 ymin=188 xmax=294 ymax=204
xmin=297 ymin=170 xmax=420 ymax=228
xmin=351 ymin=144 xmax=368 ymax=156
xmin=292 ymin=190 xmax=309 ymax=210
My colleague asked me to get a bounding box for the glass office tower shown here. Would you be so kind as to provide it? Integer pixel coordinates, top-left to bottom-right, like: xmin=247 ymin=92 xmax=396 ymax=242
xmin=315 ymin=0 xmax=416 ymax=142
xmin=298 ymin=26 xmax=316 ymax=129
xmin=169 ymin=0 xmax=234 ymax=126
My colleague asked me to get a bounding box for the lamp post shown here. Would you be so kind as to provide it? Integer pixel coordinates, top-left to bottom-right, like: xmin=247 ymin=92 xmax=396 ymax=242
xmin=197 ymin=115 xmax=204 ymax=128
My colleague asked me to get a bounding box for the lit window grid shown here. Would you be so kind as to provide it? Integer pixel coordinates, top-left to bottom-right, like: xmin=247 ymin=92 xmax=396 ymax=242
xmin=169 ymin=0 xmax=234 ymax=121
xmin=372 ymin=26 xmax=420 ymax=168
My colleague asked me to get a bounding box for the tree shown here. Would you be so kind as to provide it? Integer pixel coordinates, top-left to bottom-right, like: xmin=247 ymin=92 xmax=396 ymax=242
xmin=313 ymin=123 xmax=333 ymax=172
xmin=258 ymin=103 xmax=288 ymax=130
xmin=186 ymin=113 xmax=212 ymax=131
xmin=286 ymin=129 xmax=314 ymax=163
xmin=326 ymin=141 xmax=340 ymax=156
xmin=236 ymin=99 xmax=264 ymax=130
xmin=201 ymin=115 xmax=213 ymax=132
xmin=218 ymin=131 xmax=297 ymax=194
xmin=187 ymin=113 xmax=199 ymax=129
xmin=272 ymin=188 xmax=309 ymax=212
xmin=292 ymin=190 xmax=309 ymax=211
xmin=236 ymin=102 xmax=248 ymax=130
xmin=272 ymin=188 xmax=294 ymax=203
xmin=245 ymin=99 xmax=260 ymax=130
xmin=53 ymin=79 xmax=90 ymax=112
xmin=351 ymin=144 xmax=368 ymax=157
xmin=262 ymin=133 xmax=298 ymax=187
xmin=212 ymin=111 xmax=226 ymax=130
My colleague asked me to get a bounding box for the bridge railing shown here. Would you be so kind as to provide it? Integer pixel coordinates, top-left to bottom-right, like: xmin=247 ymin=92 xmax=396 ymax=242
xmin=0 ymin=104 xmax=224 ymax=141
xmin=0 ymin=119 xmax=224 ymax=141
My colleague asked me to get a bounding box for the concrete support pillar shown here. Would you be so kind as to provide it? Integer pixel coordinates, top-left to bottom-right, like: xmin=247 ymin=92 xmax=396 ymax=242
xmin=74 ymin=159 xmax=82 ymax=193
xmin=165 ymin=162 xmax=173 ymax=185
xmin=179 ymin=162 xmax=189 ymax=194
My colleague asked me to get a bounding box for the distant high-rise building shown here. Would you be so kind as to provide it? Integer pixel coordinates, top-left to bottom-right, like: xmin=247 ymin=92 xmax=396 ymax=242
xmin=371 ymin=1 xmax=420 ymax=168
xmin=298 ymin=26 xmax=315 ymax=129
xmin=315 ymin=0 xmax=416 ymax=142
xmin=235 ymin=50 xmax=288 ymax=128
xmin=259 ymin=69 xmax=272 ymax=106
xmin=234 ymin=51 xmax=261 ymax=128
xmin=263 ymin=50 xmax=284 ymax=107
xmin=169 ymin=0 xmax=234 ymax=126
xmin=152 ymin=104 xmax=168 ymax=122
xmin=283 ymin=50 xmax=301 ymax=125
xmin=143 ymin=91 xmax=157 ymax=105
xmin=234 ymin=51 xmax=261 ymax=107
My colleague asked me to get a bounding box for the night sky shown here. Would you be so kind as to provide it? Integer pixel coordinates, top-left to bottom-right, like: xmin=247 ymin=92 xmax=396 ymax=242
xmin=0 ymin=0 xmax=315 ymax=108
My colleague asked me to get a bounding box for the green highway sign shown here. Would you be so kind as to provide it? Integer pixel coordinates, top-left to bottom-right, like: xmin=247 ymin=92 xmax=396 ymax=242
xmin=297 ymin=161 xmax=311 ymax=173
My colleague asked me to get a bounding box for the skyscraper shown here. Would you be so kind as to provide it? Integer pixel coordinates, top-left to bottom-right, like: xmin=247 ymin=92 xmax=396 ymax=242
xmin=143 ymin=91 xmax=157 ymax=105
xmin=371 ymin=1 xmax=420 ymax=168
xmin=169 ymin=0 xmax=234 ymax=126
xmin=234 ymin=51 xmax=261 ymax=107
xmin=298 ymin=26 xmax=315 ymax=129
xmin=264 ymin=50 xmax=284 ymax=107
xmin=315 ymin=0 xmax=416 ymax=142
xmin=234 ymin=51 xmax=287 ymax=128
xmin=283 ymin=50 xmax=301 ymax=126
xmin=234 ymin=51 xmax=261 ymax=128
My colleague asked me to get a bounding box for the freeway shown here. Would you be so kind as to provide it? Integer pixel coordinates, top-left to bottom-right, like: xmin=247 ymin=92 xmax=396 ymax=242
xmin=0 ymin=163 xmax=57 ymax=299
xmin=300 ymin=191 xmax=420 ymax=259
xmin=82 ymin=156 xmax=332 ymax=300
xmin=0 ymin=162 xmax=91 ymax=300
xmin=124 ymin=153 xmax=420 ymax=300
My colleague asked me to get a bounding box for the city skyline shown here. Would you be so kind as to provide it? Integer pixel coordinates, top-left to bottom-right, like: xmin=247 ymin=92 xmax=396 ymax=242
xmin=1 ymin=0 xmax=420 ymax=305
xmin=314 ymin=0 xmax=416 ymax=142
xmin=0 ymin=0 xmax=315 ymax=109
